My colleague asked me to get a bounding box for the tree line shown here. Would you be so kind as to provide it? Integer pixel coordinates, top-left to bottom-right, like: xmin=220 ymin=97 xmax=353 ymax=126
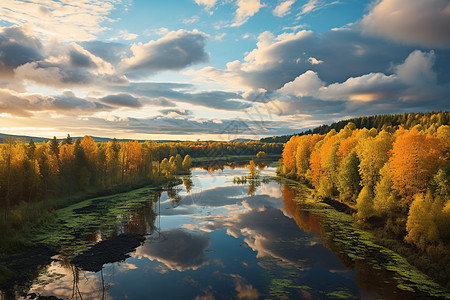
xmin=0 ymin=136 xmax=282 ymax=216
xmin=262 ymin=111 xmax=450 ymax=143
xmin=0 ymin=136 xmax=194 ymax=219
xmin=277 ymin=122 xmax=450 ymax=253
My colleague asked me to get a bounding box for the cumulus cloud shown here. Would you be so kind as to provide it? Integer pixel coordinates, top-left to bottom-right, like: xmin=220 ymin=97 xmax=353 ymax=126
xmin=13 ymin=41 xmax=128 ymax=87
xmin=0 ymin=0 xmax=124 ymax=41
xmin=273 ymin=0 xmax=296 ymax=17
xmin=120 ymin=29 xmax=209 ymax=77
xmin=0 ymin=25 xmax=130 ymax=88
xmin=273 ymin=50 xmax=449 ymax=118
xmin=279 ymin=70 xmax=325 ymax=97
xmin=0 ymin=26 xmax=43 ymax=78
xmin=320 ymin=73 xmax=402 ymax=102
xmin=188 ymin=28 xmax=450 ymax=91
xmin=395 ymin=50 xmax=437 ymax=87
xmin=231 ymin=0 xmax=265 ymax=27
xmin=277 ymin=51 xmax=438 ymax=102
xmin=361 ymin=0 xmax=450 ymax=48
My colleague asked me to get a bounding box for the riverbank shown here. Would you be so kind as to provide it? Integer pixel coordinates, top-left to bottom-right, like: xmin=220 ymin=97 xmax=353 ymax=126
xmin=0 ymin=180 xmax=176 ymax=295
xmin=276 ymin=176 xmax=450 ymax=297
xmin=0 ymin=177 xmax=180 ymax=257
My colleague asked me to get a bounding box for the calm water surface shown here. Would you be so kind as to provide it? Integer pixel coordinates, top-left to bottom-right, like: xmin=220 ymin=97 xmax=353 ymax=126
xmin=3 ymin=166 xmax=447 ymax=299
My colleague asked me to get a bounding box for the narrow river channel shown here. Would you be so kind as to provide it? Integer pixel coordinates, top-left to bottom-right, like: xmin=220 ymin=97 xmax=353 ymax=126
xmin=3 ymin=166 xmax=449 ymax=299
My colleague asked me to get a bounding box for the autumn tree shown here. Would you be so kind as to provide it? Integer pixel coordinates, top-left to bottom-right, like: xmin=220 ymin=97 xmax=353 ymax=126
xmin=356 ymin=186 xmax=375 ymax=223
xmin=357 ymin=130 xmax=392 ymax=189
xmin=389 ymin=128 xmax=441 ymax=203
xmin=182 ymin=154 xmax=192 ymax=170
xmin=282 ymin=135 xmax=301 ymax=176
xmin=405 ymin=192 xmax=442 ymax=250
xmin=256 ymin=151 xmax=266 ymax=159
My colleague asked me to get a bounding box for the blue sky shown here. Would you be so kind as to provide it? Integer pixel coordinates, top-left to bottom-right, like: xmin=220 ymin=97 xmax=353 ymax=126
xmin=0 ymin=0 xmax=449 ymax=140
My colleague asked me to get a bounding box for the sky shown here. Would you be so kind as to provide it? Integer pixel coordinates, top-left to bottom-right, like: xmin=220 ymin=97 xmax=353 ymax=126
xmin=0 ymin=0 xmax=449 ymax=141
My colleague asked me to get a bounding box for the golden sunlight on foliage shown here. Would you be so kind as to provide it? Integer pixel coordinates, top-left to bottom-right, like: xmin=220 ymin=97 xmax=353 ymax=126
xmin=277 ymin=121 xmax=449 ymax=251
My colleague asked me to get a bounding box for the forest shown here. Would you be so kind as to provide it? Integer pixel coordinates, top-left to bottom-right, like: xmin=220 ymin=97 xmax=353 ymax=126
xmin=277 ymin=118 xmax=450 ymax=285
xmin=0 ymin=137 xmax=281 ymax=217
xmin=263 ymin=111 xmax=450 ymax=143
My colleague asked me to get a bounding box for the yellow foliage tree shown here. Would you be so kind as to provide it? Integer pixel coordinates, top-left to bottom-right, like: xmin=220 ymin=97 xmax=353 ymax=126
xmin=389 ymin=128 xmax=441 ymax=203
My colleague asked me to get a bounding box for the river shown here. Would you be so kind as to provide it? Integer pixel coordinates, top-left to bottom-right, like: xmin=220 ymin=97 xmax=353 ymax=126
xmin=1 ymin=165 xmax=448 ymax=299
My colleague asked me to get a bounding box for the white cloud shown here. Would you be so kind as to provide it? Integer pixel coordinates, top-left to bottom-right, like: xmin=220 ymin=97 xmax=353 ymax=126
xmin=0 ymin=0 xmax=124 ymax=41
xmin=276 ymin=50 xmax=446 ymax=106
xmin=195 ymin=0 xmax=218 ymax=10
xmin=214 ymin=32 xmax=227 ymax=41
xmin=273 ymin=0 xmax=295 ymax=17
xmin=361 ymin=0 xmax=450 ymax=48
xmin=320 ymin=72 xmax=401 ymax=102
xmin=183 ymin=16 xmax=200 ymax=24
xmin=279 ymin=70 xmax=325 ymax=97
xmin=395 ymin=50 xmax=437 ymax=87
xmin=307 ymin=57 xmax=323 ymax=65
xmin=153 ymin=27 xmax=170 ymax=36
xmin=231 ymin=0 xmax=265 ymax=27
xmin=300 ymin=0 xmax=319 ymax=15
xmin=187 ymin=30 xmax=316 ymax=89
xmin=118 ymin=30 xmax=138 ymax=41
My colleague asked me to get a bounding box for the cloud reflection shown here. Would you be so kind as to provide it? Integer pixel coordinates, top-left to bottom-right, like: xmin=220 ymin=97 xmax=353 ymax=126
xmin=135 ymin=228 xmax=210 ymax=271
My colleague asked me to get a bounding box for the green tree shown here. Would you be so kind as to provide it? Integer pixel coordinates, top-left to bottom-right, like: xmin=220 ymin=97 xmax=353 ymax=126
xmin=64 ymin=134 xmax=73 ymax=145
xmin=337 ymin=151 xmax=361 ymax=204
xmin=50 ymin=136 xmax=60 ymax=158
xmin=26 ymin=138 xmax=36 ymax=159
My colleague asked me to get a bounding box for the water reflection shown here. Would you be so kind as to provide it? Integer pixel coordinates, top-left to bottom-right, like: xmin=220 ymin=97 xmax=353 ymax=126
xmin=1 ymin=166 xmax=446 ymax=299
xmin=135 ymin=228 xmax=210 ymax=272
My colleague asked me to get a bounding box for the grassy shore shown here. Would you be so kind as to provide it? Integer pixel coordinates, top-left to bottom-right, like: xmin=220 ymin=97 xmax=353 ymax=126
xmin=0 ymin=178 xmax=179 ymax=257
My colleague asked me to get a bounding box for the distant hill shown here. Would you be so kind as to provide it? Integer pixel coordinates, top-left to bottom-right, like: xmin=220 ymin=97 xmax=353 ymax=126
xmin=260 ymin=111 xmax=450 ymax=143
xmin=0 ymin=133 xmax=252 ymax=144
xmin=0 ymin=133 xmax=134 ymax=143
xmin=230 ymin=138 xmax=254 ymax=142
xmin=0 ymin=133 xmax=50 ymax=143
